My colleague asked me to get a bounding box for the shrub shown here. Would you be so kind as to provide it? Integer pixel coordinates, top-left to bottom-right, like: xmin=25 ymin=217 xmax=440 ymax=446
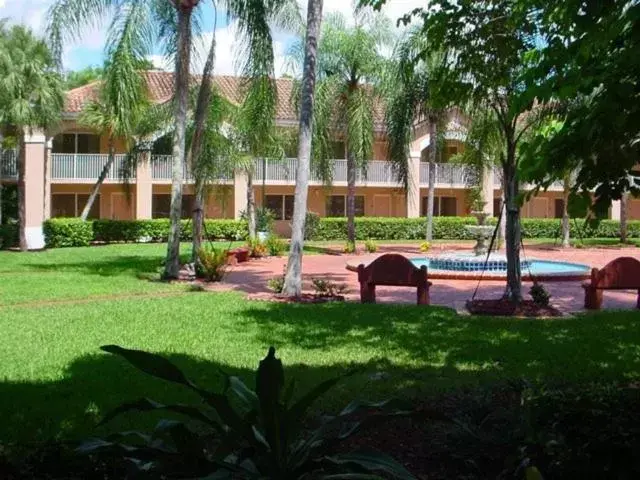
xmin=266 ymin=235 xmax=287 ymax=256
xmin=267 ymin=274 xmax=285 ymax=293
xmin=247 ymin=238 xmax=268 ymax=258
xmin=311 ymin=278 xmax=349 ymax=297
xmin=255 ymin=206 xmax=275 ymax=232
xmin=43 ymin=218 xmax=93 ymax=248
xmin=420 ymin=241 xmax=431 ymax=253
xmin=364 ymin=239 xmax=378 ymax=253
xmin=304 ymin=211 xmax=321 ymax=240
xmin=343 ymin=240 xmax=356 ymax=253
xmin=0 ymin=223 xmax=18 ymax=250
xmin=196 ymin=246 xmax=229 ymax=282
xmin=530 ymin=282 xmax=551 ymax=307
xmin=93 ymin=219 xmax=247 ymax=243
xmin=80 ymin=346 xmax=416 ymax=479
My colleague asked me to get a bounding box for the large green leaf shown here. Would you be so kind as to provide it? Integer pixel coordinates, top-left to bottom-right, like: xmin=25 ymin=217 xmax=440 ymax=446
xmin=101 ymin=345 xmax=194 ymax=387
xmin=322 ymin=451 xmax=417 ymax=480
xmin=320 ymin=475 xmax=385 ymax=479
xmin=228 ymin=375 xmax=259 ymax=412
xmin=98 ymin=397 xmax=223 ymax=432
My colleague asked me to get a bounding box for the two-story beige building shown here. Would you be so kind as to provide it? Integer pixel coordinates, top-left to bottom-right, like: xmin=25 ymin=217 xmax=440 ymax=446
xmin=1 ymin=71 xmax=634 ymax=249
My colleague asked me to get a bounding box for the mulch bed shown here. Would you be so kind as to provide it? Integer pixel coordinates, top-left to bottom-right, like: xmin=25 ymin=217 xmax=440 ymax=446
xmin=466 ymin=298 xmax=563 ymax=317
xmin=247 ymin=292 xmax=345 ymax=304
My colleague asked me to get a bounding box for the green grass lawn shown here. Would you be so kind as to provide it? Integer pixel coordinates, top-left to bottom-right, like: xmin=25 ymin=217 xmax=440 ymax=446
xmin=2 ymin=243 xmax=640 ymax=445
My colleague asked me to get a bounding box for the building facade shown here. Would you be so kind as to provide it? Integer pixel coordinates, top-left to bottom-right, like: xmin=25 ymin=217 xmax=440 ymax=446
xmin=0 ymin=71 xmax=633 ymax=248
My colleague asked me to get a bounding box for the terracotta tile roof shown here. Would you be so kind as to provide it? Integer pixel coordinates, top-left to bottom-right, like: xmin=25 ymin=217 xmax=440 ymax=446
xmin=64 ymin=70 xmax=383 ymax=125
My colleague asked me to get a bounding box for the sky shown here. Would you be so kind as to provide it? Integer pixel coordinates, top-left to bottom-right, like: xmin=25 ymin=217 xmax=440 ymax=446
xmin=0 ymin=0 xmax=425 ymax=76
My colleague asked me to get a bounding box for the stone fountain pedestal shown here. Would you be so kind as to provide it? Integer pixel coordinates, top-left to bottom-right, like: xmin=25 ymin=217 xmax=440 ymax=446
xmin=465 ymin=211 xmax=495 ymax=256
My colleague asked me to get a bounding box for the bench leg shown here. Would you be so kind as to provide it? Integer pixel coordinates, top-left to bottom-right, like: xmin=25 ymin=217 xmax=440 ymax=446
xmin=417 ymin=285 xmax=430 ymax=305
xmin=584 ymin=288 xmax=602 ymax=310
xmin=360 ymin=283 xmax=376 ymax=304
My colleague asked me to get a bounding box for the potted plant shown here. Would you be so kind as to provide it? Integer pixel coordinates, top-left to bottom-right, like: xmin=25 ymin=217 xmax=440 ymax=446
xmin=256 ymin=206 xmax=274 ymax=242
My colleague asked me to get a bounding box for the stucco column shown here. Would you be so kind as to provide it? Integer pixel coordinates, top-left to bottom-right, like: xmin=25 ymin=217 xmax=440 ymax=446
xmin=23 ymin=130 xmax=46 ymax=249
xmin=611 ymin=199 xmax=622 ymax=220
xmin=135 ymin=150 xmax=153 ymax=219
xmin=406 ymin=154 xmax=421 ymax=218
xmin=43 ymin=137 xmax=52 ymax=220
xmin=234 ymin=170 xmax=248 ymax=219
xmin=481 ymin=165 xmax=494 ymax=216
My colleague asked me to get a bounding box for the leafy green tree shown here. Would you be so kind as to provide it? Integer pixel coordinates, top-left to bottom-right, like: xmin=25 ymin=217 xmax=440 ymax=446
xmin=0 ymin=22 xmax=64 ymax=251
xmin=306 ymin=10 xmax=393 ymax=243
xmin=282 ymin=0 xmax=324 ymax=297
xmin=366 ymin=0 xmax=550 ymax=301
xmin=521 ymin=0 xmax=640 ymax=210
xmin=384 ymin=27 xmax=446 ymax=242
xmin=64 ymin=66 xmax=103 ymax=89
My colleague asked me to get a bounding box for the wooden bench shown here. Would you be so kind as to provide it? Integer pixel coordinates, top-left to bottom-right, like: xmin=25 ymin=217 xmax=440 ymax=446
xmin=357 ymin=254 xmax=432 ymax=305
xmin=582 ymin=256 xmax=640 ymax=310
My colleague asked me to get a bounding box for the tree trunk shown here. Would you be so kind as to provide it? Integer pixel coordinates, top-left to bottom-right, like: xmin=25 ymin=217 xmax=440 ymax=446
xmin=247 ymin=171 xmax=256 ymax=239
xmin=346 ymin=151 xmax=356 ymax=243
xmin=163 ymin=6 xmax=192 ymax=279
xmin=561 ymin=174 xmax=570 ymax=248
xmin=261 ymin=157 xmax=267 ymax=204
xmin=17 ymin=136 xmax=26 ymax=251
xmin=503 ymin=157 xmax=522 ymax=302
xmin=0 ymin=181 xmax=3 ymax=226
xmin=620 ymin=190 xmax=629 ymax=244
xmin=426 ymin=119 xmax=437 ymax=241
xmin=282 ymin=0 xmax=323 ymax=297
xmin=81 ymin=136 xmax=115 ymax=221
xmin=189 ymin=28 xmax=216 ymax=263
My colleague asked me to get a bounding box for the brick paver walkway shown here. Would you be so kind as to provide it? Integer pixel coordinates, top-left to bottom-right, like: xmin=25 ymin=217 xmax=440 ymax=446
xmin=220 ymin=243 xmax=640 ymax=313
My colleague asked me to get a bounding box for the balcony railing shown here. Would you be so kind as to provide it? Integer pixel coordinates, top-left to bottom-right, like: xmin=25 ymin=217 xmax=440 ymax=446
xmin=493 ymin=168 xmax=564 ymax=191
xmin=51 ymin=153 xmax=132 ymax=181
xmin=419 ymin=162 xmax=476 ymax=186
xmin=150 ymin=155 xmax=232 ymax=181
xmin=1 ymin=149 xmax=17 ymax=179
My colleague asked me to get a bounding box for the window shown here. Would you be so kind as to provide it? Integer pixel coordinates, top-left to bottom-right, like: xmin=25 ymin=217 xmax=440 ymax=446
xmin=493 ymin=198 xmax=502 ymax=217
xmin=152 ymin=194 xmax=194 ymax=218
xmin=325 ymin=195 xmax=365 ymax=217
xmin=52 ymin=133 xmax=100 ymax=154
xmin=51 ymin=193 xmax=100 ymax=218
xmin=421 ymin=196 xmax=458 ymax=216
xmin=554 ymin=199 xmax=565 ymax=219
xmin=265 ymin=195 xmax=295 ymax=220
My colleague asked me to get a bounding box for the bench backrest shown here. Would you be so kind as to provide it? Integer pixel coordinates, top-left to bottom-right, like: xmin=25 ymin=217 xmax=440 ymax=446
xmin=591 ymin=256 xmax=640 ymax=289
xmin=357 ymin=254 xmax=427 ymax=286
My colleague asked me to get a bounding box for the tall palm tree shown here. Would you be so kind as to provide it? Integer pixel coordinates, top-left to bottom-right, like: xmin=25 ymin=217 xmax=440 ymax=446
xmin=77 ymin=4 xmax=153 ymax=221
xmin=0 ymin=23 xmax=64 ymax=251
xmin=305 ymin=10 xmax=392 ymax=243
xmin=384 ymin=28 xmax=446 ymax=242
xmin=282 ymin=0 xmax=324 ymax=297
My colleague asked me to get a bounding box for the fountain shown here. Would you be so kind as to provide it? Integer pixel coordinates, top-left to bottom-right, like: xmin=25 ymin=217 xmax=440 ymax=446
xmin=464 ymin=211 xmax=495 ymax=256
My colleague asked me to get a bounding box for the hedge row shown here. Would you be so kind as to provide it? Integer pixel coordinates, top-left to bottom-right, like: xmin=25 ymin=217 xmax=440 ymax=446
xmin=311 ymin=217 xmax=640 ymax=241
xmin=26 ymin=216 xmax=640 ymax=249
xmin=0 ymin=224 xmax=18 ymax=249
xmin=43 ymin=218 xmax=248 ymax=248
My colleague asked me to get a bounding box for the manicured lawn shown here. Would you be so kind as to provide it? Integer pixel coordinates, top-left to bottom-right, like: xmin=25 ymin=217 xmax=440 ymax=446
xmin=1 ymin=243 xmax=640 ymax=445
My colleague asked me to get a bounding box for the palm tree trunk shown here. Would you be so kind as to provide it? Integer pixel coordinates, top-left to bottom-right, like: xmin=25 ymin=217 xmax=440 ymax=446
xmin=503 ymin=151 xmax=522 ymax=302
xmin=346 ymin=151 xmax=356 ymax=243
xmin=17 ymin=135 xmax=26 ymax=251
xmin=561 ymin=174 xmax=570 ymax=248
xmin=426 ymin=120 xmax=437 ymax=241
xmin=282 ymin=0 xmax=323 ymax=297
xmin=192 ymin=181 xmax=205 ymax=261
xmin=0 ymin=180 xmax=3 ymax=226
xmin=620 ymin=190 xmax=629 ymax=244
xmin=81 ymin=136 xmax=114 ymax=221
xmin=163 ymin=6 xmax=193 ymax=279
xmin=247 ymin=171 xmax=256 ymax=240
xmin=189 ymin=27 xmax=216 ymax=263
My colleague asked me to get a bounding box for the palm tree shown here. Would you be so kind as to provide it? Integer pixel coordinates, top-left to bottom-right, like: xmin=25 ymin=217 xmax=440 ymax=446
xmin=620 ymin=191 xmax=629 ymax=244
xmin=282 ymin=0 xmax=324 ymax=297
xmin=0 ymin=23 xmax=64 ymax=251
xmin=384 ymin=28 xmax=446 ymax=242
xmin=305 ymin=10 xmax=392 ymax=243
xmin=77 ymin=6 xmax=153 ymax=221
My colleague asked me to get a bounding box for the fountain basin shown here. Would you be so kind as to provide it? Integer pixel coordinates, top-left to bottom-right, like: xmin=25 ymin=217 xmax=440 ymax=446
xmin=346 ymin=253 xmax=591 ymax=281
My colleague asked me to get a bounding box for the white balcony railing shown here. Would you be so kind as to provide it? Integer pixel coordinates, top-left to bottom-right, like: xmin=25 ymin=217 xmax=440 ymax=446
xmin=419 ymin=162 xmax=476 ymax=186
xmin=1 ymin=149 xmax=17 ymax=179
xmin=150 ymin=155 xmax=232 ymax=181
xmin=51 ymin=153 xmax=132 ymax=181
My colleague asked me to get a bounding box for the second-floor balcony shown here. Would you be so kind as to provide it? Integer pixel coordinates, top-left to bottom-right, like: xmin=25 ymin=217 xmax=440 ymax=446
xmin=52 ymin=154 xmax=133 ymax=182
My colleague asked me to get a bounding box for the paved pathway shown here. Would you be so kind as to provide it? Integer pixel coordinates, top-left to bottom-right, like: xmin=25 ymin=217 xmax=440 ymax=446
xmin=219 ymin=243 xmax=640 ymax=313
